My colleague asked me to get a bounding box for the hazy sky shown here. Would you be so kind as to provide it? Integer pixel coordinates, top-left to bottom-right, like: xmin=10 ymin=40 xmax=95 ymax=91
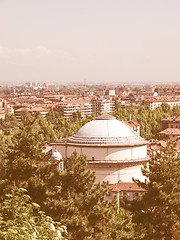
xmin=0 ymin=0 xmax=180 ymax=85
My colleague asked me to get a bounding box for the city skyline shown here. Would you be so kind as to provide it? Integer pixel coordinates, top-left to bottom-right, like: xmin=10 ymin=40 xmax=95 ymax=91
xmin=0 ymin=0 xmax=180 ymax=84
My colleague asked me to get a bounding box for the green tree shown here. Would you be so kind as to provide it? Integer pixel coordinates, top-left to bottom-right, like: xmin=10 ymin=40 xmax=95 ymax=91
xmin=0 ymin=110 xmax=45 ymax=198
xmin=0 ymin=135 xmax=13 ymax=179
xmin=172 ymin=105 xmax=180 ymax=116
xmin=38 ymin=152 xmax=135 ymax=240
xmin=0 ymin=113 xmax=18 ymax=135
xmin=9 ymin=110 xmax=45 ymax=161
xmin=46 ymin=108 xmax=60 ymax=125
xmin=35 ymin=112 xmax=57 ymax=142
xmin=160 ymin=102 xmax=171 ymax=113
xmin=113 ymin=104 xmax=180 ymax=140
xmin=72 ymin=111 xmax=82 ymax=122
xmin=0 ymin=110 xmax=135 ymax=240
xmin=131 ymin=144 xmax=180 ymax=240
xmin=0 ymin=188 xmax=67 ymax=240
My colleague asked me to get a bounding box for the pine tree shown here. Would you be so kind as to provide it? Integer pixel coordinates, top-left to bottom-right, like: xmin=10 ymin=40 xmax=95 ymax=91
xmin=38 ymin=151 xmax=135 ymax=240
xmin=0 ymin=110 xmax=135 ymax=240
xmin=131 ymin=143 xmax=180 ymax=240
xmin=27 ymin=151 xmax=135 ymax=240
xmin=0 ymin=110 xmax=45 ymax=199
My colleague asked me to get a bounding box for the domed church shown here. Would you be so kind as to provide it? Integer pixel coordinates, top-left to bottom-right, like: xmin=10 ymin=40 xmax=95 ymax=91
xmin=51 ymin=114 xmax=149 ymax=184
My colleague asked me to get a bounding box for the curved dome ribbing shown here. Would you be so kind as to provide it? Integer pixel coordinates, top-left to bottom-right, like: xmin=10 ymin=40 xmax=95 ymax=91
xmin=68 ymin=114 xmax=145 ymax=145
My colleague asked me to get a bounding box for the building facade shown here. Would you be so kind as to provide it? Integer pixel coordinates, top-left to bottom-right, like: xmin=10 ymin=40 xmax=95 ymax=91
xmin=143 ymin=98 xmax=180 ymax=110
xmin=51 ymin=114 xmax=149 ymax=184
xmin=55 ymin=100 xmax=92 ymax=119
xmin=91 ymin=99 xmax=115 ymax=116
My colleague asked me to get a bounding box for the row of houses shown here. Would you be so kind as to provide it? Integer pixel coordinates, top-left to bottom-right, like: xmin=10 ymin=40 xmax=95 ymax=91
xmin=1 ymin=84 xmax=180 ymax=121
xmin=0 ymin=97 xmax=116 ymax=121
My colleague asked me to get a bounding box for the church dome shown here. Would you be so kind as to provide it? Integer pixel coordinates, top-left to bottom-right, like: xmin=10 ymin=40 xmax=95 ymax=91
xmin=68 ymin=114 xmax=145 ymax=146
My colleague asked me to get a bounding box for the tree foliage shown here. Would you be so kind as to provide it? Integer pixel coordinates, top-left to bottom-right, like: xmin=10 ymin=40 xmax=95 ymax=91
xmin=0 ymin=112 xmax=135 ymax=240
xmin=46 ymin=108 xmax=95 ymax=139
xmin=0 ymin=110 xmax=46 ymax=199
xmin=28 ymin=152 xmax=135 ymax=240
xmin=0 ymin=113 xmax=18 ymax=135
xmin=113 ymin=103 xmax=180 ymax=139
xmin=130 ymin=144 xmax=180 ymax=240
xmin=0 ymin=188 xmax=66 ymax=240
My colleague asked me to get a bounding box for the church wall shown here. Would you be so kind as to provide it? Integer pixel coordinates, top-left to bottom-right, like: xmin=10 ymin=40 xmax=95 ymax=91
xmin=88 ymin=164 xmax=147 ymax=184
xmin=54 ymin=145 xmax=67 ymax=157
xmin=106 ymin=147 xmax=132 ymax=160
xmin=131 ymin=145 xmax=147 ymax=159
xmin=52 ymin=144 xmax=147 ymax=161
xmin=52 ymin=143 xmax=148 ymax=185
xmin=81 ymin=147 xmax=107 ymax=160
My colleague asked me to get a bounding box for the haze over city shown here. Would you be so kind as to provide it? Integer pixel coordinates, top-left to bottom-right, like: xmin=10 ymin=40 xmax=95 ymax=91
xmin=0 ymin=0 xmax=180 ymax=85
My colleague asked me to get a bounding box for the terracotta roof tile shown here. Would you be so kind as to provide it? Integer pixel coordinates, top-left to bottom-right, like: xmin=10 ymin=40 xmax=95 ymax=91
xmin=110 ymin=182 xmax=146 ymax=192
xmin=58 ymin=99 xmax=90 ymax=104
xmin=160 ymin=128 xmax=180 ymax=135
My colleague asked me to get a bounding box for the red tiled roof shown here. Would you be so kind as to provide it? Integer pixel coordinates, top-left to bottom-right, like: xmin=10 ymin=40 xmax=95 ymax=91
xmin=53 ymin=137 xmax=69 ymax=143
xmin=162 ymin=116 xmax=180 ymax=122
xmin=110 ymin=182 xmax=146 ymax=192
xmin=144 ymin=98 xmax=180 ymax=103
xmin=138 ymin=91 xmax=154 ymax=95
xmin=160 ymin=128 xmax=180 ymax=135
xmin=31 ymin=106 xmax=48 ymax=112
xmin=58 ymin=99 xmax=90 ymax=104
xmin=15 ymin=106 xmax=47 ymax=112
xmin=15 ymin=107 xmax=30 ymax=112
xmin=124 ymin=120 xmax=139 ymax=127
xmin=147 ymin=140 xmax=167 ymax=154
xmin=97 ymin=88 xmax=105 ymax=91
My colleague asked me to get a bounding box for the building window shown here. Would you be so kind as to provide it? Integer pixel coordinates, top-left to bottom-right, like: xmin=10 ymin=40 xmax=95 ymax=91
xmin=134 ymin=192 xmax=139 ymax=197
xmin=92 ymin=157 xmax=94 ymax=161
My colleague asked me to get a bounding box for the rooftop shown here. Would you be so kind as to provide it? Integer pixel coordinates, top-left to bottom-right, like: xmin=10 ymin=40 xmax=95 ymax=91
xmin=110 ymin=182 xmax=146 ymax=192
xmin=160 ymin=128 xmax=180 ymax=135
xmin=67 ymin=114 xmax=146 ymax=146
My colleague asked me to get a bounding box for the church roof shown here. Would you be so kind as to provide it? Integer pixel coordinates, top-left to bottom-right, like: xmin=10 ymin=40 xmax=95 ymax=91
xmin=68 ymin=114 xmax=146 ymax=146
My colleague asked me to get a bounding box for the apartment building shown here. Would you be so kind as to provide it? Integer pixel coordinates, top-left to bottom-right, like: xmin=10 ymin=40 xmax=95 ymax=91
xmin=143 ymin=98 xmax=180 ymax=110
xmin=14 ymin=107 xmax=48 ymax=122
xmin=91 ymin=99 xmax=115 ymax=116
xmin=0 ymin=109 xmax=5 ymax=119
xmin=107 ymin=182 xmax=146 ymax=201
xmin=161 ymin=116 xmax=180 ymax=130
xmin=0 ymin=99 xmax=14 ymax=119
xmin=105 ymin=88 xmax=115 ymax=96
xmin=158 ymin=116 xmax=180 ymax=141
xmin=96 ymin=88 xmax=106 ymax=96
xmin=55 ymin=99 xmax=92 ymax=119
xmin=159 ymin=128 xmax=180 ymax=141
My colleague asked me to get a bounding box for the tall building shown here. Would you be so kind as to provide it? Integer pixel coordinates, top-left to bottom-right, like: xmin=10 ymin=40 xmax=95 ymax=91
xmin=55 ymin=99 xmax=92 ymax=119
xmin=91 ymin=99 xmax=115 ymax=116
